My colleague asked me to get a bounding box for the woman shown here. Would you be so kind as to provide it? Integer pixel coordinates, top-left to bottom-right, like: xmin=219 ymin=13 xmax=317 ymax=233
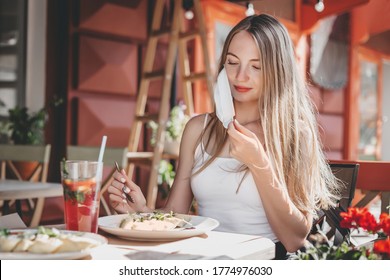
xmin=108 ymin=14 xmax=340 ymax=255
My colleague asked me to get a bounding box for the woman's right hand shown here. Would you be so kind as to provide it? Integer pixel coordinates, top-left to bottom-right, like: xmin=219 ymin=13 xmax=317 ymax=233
xmin=108 ymin=169 xmax=150 ymax=214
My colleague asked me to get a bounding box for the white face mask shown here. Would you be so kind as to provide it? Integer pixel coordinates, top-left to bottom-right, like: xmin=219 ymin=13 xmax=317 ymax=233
xmin=214 ymin=68 xmax=235 ymax=128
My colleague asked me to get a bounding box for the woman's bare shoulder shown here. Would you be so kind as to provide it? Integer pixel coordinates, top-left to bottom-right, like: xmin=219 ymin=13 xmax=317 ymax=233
xmin=181 ymin=114 xmax=208 ymax=148
xmin=184 ymin=113 xmax=208 ymax=134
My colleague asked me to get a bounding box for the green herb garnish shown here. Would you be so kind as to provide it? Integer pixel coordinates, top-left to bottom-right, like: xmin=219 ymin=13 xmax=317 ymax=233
xmin=37 ymin=226 xmax=59 ymax=237
xmin=0 ymin=228 xmax=10 ymax=236
xmin=63 ymin=187 xmax=86 ymax=203
xmin=61 ymin=157 xmax=69 ymax=176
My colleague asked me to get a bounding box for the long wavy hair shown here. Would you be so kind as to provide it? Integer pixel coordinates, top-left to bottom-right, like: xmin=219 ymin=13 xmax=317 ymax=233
xmin=194 ymin=14 xmax=340 ymax=217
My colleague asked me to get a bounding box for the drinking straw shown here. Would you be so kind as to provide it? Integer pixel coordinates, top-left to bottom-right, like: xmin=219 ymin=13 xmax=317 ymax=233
xmin=97 ymin=135 xmax=107 ymax=180
xmin=98 ymin=135 xmax=107 ymax=163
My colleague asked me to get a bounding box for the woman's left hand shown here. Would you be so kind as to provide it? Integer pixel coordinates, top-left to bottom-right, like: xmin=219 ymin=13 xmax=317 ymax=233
xmin=227 ymin=119 xmax=270 ymax=168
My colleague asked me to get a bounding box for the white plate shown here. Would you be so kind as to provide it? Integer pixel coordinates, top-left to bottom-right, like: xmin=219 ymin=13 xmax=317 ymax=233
xmin=98 ymin=214 xmax=219 ymax=241
xmin=0 ymin=230 xmax=107 ymax=260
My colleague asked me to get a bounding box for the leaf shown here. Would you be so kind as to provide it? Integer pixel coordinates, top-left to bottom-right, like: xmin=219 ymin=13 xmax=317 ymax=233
xmin=61 ymin=158 xmax=69 ymax=176
xmin=37 ymin=226 xmax=59 ymax=237
xmin=0 ymin=228 xmax=10 ymax=236
xmin=343 ymin=249 xmax=362 ymax=260
xmin=7 ymin=105 xmax=47 ymax=144
xmin=158 ymin=160 xmax=175 ymax=187
xmin=63 ymin=187 xmax=86 ymax=203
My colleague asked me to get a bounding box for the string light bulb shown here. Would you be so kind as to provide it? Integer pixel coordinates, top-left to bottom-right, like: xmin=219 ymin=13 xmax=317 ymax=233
xmin=185 ymin=10 xmax=194 ymax=20
xmin=183 ymin=0 xmax=194 ymax=20
xmin=315 ymin=0 xmax=325 ymax=12
xmin=245 ymin=2 xmax=255 ymax=16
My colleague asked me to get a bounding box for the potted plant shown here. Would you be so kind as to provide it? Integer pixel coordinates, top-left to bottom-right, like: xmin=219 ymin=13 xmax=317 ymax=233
xmin=7 ymin=106 xmax=47 ymax=145
xmin=0 ymin=95 xmax=64 ymax=145
xmin=148 ymin=103 xmax=190 ymax=156
xmin=148 ymin=104 xmax=189 ymax=207
xmin=0 ymin=105 xmax=49 ymax=180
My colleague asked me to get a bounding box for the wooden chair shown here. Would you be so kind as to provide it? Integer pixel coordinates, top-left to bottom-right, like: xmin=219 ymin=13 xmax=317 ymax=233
xmin=66 ymin=146 xmax=128 ymax=216
xmin=325 ymin=160 xmax=390 ymax=214
xmin=311 ymin=162 xmax=360 ymax=245
xmin=354 ymin=160 xmax=390 ymax=214
xmin=330 ymin=163 xmax=360 ymax=212
xmin=0 ymin=144 xmax=51 ymax=227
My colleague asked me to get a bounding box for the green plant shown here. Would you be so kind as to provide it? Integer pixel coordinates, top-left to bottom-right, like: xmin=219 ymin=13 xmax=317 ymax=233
xmin=157 ymin=160 xmax=176 ymax=198
xmin=148 ymin=104 xmax=190 ymax=145
xmin=296 ymin=240 xmax=377 ymax=260
xmin=0 ymin=118 xmax=10 ymax=143
xmin=157 ymin=160 xmax=176 ymax=199
xmin=149 ymin=105 xmax=186 ymax=200
xmin=7 ymin=106 xmax=47 ymax=144
xmin=0 ymin=97 xmax=63 ymax=145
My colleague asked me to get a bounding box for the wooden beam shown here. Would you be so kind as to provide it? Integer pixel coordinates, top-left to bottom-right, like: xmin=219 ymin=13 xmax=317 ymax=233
xmin=301 ymin=0 xmax=369 ymax=33
xmin=351 ymin=0 xmax=390 ymax=45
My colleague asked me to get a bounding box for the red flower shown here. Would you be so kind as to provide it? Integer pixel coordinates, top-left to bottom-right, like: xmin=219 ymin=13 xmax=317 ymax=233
xmin=340 ymin=207 xmax=380 ymax=233
xmin=373 ymin=238 xmax=390 ymax=256
xmin=337 ymin=207 xmax=390 ymax=259
xmin=379 ymin=213 xmax=390 ymax=236
xmin=340 ymin=207 xmax=365 ymax=229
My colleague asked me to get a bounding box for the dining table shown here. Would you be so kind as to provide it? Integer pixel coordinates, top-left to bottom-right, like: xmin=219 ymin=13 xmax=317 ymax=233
xmin=0 ymin=178 xmax=276 ymax=260
xmin=0 ymin=216 xmax=275 ymax=260
xmin=0 ymin=179 xmax=63 ymax=227
xmin=88 ymin=230 xmax=276 ymax=260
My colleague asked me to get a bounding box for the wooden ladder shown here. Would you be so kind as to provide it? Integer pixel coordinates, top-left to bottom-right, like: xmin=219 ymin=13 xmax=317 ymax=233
xmin=127 ymin=0 xmax=213 ymax=209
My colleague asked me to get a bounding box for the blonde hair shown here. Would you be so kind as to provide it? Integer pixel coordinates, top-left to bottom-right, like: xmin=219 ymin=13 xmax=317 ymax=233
xmin=195 ymin=14 xmax=339 ymax=217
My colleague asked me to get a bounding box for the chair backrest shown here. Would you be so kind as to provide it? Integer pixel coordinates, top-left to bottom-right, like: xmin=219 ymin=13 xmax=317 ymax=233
xmin=330 ymin=163 xmax=360 ymax=211
xmin=66 ymin=145 xmax=128 ymax=215
xmin=354 ymin=160 xmax=390 ymax=214
xmin=310 ymin=162 xmax=360 ymax=246
xmin=66 ymin=146 xmax=127 ymax=169
xmin=0 ymin=144 xmax=51 ymax=182
xmin=0 ymin=144 xmax=52 ymax=227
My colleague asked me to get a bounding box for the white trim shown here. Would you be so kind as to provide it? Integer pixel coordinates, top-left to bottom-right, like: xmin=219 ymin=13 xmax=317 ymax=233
xmin=26 ymin=0 xmax=47 ymax=112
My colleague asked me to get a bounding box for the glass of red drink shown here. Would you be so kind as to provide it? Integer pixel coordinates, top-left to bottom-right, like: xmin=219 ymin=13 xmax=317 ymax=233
xmin=60 ymin=160 xmax=102 ymax=233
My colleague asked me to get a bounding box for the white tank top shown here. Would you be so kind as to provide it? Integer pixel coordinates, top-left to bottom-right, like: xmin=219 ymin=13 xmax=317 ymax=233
xmin=190 ymin=115 xmax=278 ymax=242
